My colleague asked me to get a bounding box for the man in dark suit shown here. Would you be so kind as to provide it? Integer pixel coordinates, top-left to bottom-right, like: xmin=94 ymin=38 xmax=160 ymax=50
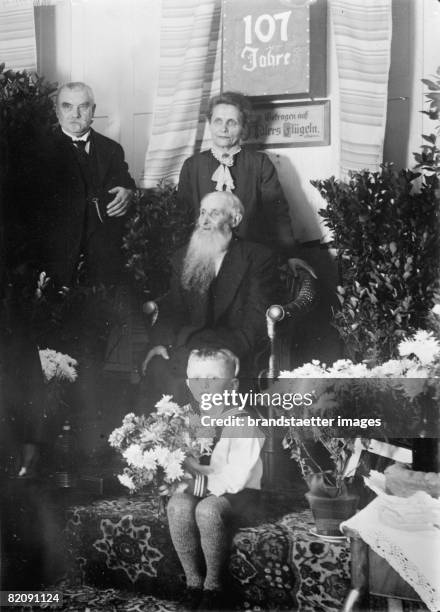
xmin=141 ymin=191 xmax=280 ymax=407
xmin=35 ymin=81 xmax=136 ymax=287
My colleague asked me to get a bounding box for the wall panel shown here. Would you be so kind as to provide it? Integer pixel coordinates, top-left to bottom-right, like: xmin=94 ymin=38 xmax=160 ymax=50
xmin=37 ymin=0 xmax=161 ymax=184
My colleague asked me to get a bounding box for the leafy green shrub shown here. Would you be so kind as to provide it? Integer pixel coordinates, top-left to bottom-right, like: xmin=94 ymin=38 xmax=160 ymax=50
xmin=0 ymin=63 xmax=57 ymax=143
xmin=1 ymin=65 xmax=58 ymax=271
xmin=313 ymin=166 xmax=438 ymax=362
xmin=312 ymin=65 xmax=440 ymax=365
xmin=414 ymin=68 xmax=440 ymax=178
xmin=123 ymin=182 xmax=193 ymax=299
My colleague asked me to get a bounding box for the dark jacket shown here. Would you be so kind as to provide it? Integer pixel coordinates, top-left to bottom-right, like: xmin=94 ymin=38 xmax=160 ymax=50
xmin=177 ymin=148 xmax=296 ymax=256
xmin=32 ymin=127 xmax=135 ymax=286
xmin=150 ymin=237 xmax=280 ymax=362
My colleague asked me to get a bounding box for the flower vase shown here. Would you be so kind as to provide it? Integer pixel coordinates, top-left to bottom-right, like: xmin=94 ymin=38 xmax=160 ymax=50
xmin=306 ymin=492 xmax=359 ymax=536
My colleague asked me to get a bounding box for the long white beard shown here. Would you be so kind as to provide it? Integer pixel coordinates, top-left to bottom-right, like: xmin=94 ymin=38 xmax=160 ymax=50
xmin=181 ymin=225 xmax=231 ymax=294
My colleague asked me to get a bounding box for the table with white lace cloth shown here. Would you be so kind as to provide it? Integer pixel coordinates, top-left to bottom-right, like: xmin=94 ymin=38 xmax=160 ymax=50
xmin=341 ymin=487 xmax=440 ymax=611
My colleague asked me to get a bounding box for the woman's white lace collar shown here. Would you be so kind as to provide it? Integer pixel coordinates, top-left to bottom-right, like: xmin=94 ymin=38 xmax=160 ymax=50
xmin=210 ymin=145 xmax=241 ymax=191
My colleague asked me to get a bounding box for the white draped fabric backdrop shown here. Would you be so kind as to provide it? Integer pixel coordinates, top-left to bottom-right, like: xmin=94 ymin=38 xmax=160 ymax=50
xmin=1 ymin=0 xmax=392 ymax=186
xmin=141 ymin=0 xmax=392 ymax=186
xmin=0 ymin=0 xmax=37 ymax=71
xmin=140 ymin=0 xmax=222 ymax=188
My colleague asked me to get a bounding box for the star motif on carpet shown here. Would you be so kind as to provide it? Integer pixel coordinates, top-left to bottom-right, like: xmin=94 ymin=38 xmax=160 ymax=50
xmin=93 ymin=514 xmax=163 ymax=582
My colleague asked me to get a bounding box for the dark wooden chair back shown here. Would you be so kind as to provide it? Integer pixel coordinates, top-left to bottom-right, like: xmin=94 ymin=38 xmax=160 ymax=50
xmin=264 ymin=263 xmax=318 ymax=379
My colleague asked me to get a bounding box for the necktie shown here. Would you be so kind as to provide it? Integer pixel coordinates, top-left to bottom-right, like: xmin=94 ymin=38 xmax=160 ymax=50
xmin=72 ymin=139 xmax=88 ymax=153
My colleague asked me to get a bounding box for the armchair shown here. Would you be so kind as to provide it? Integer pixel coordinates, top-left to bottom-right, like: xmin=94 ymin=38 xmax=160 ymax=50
xmin=142 ymin=264 xmax=318 ymax=491
xmin=259 ymin=263 xmax=319 ymax=491
xmin=265 ymin=263 xmax=318 ymax=378
xmin=143 ymin=262 xmax=318 ymax=383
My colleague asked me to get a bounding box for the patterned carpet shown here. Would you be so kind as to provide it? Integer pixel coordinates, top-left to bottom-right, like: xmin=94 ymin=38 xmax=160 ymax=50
xmin=6 ymin=485 xmax=428 ymax=612
xmin=14 ymin=584 xmax=429 ymax=612
xmin=15 ymin=586 xmax=181 ymax=612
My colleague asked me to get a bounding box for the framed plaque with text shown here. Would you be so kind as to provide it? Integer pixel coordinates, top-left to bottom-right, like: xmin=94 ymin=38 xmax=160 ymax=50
xmin=222 ymin=0 xmax=327 ymax=99
xmin=244 ymin=100 xmax=330 ymax=148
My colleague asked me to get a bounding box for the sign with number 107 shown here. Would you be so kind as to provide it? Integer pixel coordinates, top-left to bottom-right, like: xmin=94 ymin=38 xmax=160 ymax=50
xmin=243 ymin=11 xmax=291 ymax=44
xmin=222 ymin=0 xmax=327 ymax=98
xmin=242 ymin=11 xmax=294 ymax=73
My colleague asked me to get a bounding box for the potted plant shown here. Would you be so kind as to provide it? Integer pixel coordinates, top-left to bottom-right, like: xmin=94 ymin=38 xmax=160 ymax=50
xmin=311 ymin=70 xmax=440 ymax=365
xmin=308 ymin=69 xmax=440 ymax=479
xmin=284 ymin=433 xmax=360 ymax=536
xmin=268 ymin=310 xmax=440 ymax=534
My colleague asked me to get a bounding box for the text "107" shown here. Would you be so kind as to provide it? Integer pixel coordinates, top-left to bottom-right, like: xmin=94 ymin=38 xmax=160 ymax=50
xmin=243 ymin=11 xmax=292 ymax=44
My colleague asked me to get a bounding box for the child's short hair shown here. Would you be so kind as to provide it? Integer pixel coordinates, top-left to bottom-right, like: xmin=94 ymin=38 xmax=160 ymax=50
xmin=187 ymin=348 xmax=240 ymax=378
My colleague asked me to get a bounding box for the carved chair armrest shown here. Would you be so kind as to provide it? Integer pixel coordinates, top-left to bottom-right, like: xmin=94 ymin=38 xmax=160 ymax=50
xmin=264 ymin=270 xmax=319 ymax=378
xmin=284 ymin=271 xmax=318 ymax=315
xmin=267 ymin=269 xmax=318 ymax=327
xmin=142 ymin=300 xmax=159 ymax=327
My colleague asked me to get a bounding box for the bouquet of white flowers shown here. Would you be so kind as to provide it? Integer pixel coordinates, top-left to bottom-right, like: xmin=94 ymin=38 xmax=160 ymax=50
xmin=273 ymin=318 xmax=440 ymax=495
xmin=38 ymin=348 xmax=78 ymax=416
xmin=39 ymin=348 xmax=78 ymax=383
xmin=109 ymin=395 xmax=214 ymax=495
xmin=278 ymin=326 xmax=440 ymax=430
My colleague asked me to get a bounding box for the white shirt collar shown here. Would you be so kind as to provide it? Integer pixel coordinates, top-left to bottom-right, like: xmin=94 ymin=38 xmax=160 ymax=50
xmin=62 ymin=128 xmax=91 ymax=142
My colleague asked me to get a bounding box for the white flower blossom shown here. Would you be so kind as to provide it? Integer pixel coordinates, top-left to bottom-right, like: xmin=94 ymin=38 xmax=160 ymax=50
xmin=398 ymin=330 xmax=440 ymax=366
xmin=56 ymin=353 xmax=78 ymax=382
xmin=432 ymin=304 xmax=440 ymax=317
xmin=141 ymin=448 xmax=158 ymax=471
xmin=165 ymin=462 xmax=184 ymax=481
xmin=108 ymin=428 xmax=125 ymax=448
xmin=150 ymin=421 xmax=168 ymax=437
xmin=123 ymin=444 xmax=145 ymax=467
xmin=155 ymin=395 xmax=181 ymax=417
xmin=39 ymin=348 xmax=78 ymax=383
xmin=140 ymin=429 xmax=158 ymax=444
xmin=152 ymin=445 xmax=170 ymax=467
xmin=122 ymin=413 xmax=137 ymax=425
xmin=118 ymin=473 xmax=136 ymax=491
xmin=170 ymin=448 xmax=186 ymax=464
xmin=329 ymin=359 xmax=354 ymax=371
xmin=197 ymin=438 xmax=214 ymax=455
xmin=370 ymin=359 xmax=408 ymax=378
xmin=282 ymin=361 xmax=328 ymax=378
xmin=164 ymin=450 xmax=185 ymax=481
xmin=404 ymin=363 xmax=430 ymax=378
xmin=330 ymin=362 xmax=370 ymax=378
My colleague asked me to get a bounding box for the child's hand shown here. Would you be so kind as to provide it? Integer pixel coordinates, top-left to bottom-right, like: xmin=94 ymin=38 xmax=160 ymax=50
xmin=174 ymin=471 xmax=193 ymax=493
xmin=175 ymin=481 xmax=190 ymax=493
xmin=183 ymin=455 xmax=200 ymax=475
xmin=184 ymin=455 xmax=212 ymax=475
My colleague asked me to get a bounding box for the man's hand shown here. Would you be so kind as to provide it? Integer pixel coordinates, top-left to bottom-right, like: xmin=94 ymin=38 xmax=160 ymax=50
xmin=287 ymin=257 xmax=317 ymax=279
xmin=141 ymin=345 xmax=169 ymax=376
xmin=107 ymin=186 xmax=133 ymax=217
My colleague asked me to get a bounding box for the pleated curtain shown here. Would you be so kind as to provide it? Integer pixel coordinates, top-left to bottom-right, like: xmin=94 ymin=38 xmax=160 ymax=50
xmin=330 ymin=0 xmax=392 ymax=177
xmin=140 ymin=0 xmax=222 ymax=188
xmin=141 ymin=0 xmax=392 ymax=186
xmin=0 ymin=0 xmax=37 ymax=71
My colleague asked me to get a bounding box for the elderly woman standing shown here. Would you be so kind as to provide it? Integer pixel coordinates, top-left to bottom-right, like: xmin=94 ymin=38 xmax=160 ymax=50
xmin=177 ymin=91 xmax=311 ymax=271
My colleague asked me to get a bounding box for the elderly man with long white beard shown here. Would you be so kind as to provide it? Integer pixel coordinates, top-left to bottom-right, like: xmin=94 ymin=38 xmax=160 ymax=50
xmin=140 ymin=190 xmax=280 ymax=410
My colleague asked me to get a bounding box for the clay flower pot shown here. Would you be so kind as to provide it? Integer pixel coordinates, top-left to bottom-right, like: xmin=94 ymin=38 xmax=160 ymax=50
xmin=306 ymin=491 xmax=360 ymax=536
